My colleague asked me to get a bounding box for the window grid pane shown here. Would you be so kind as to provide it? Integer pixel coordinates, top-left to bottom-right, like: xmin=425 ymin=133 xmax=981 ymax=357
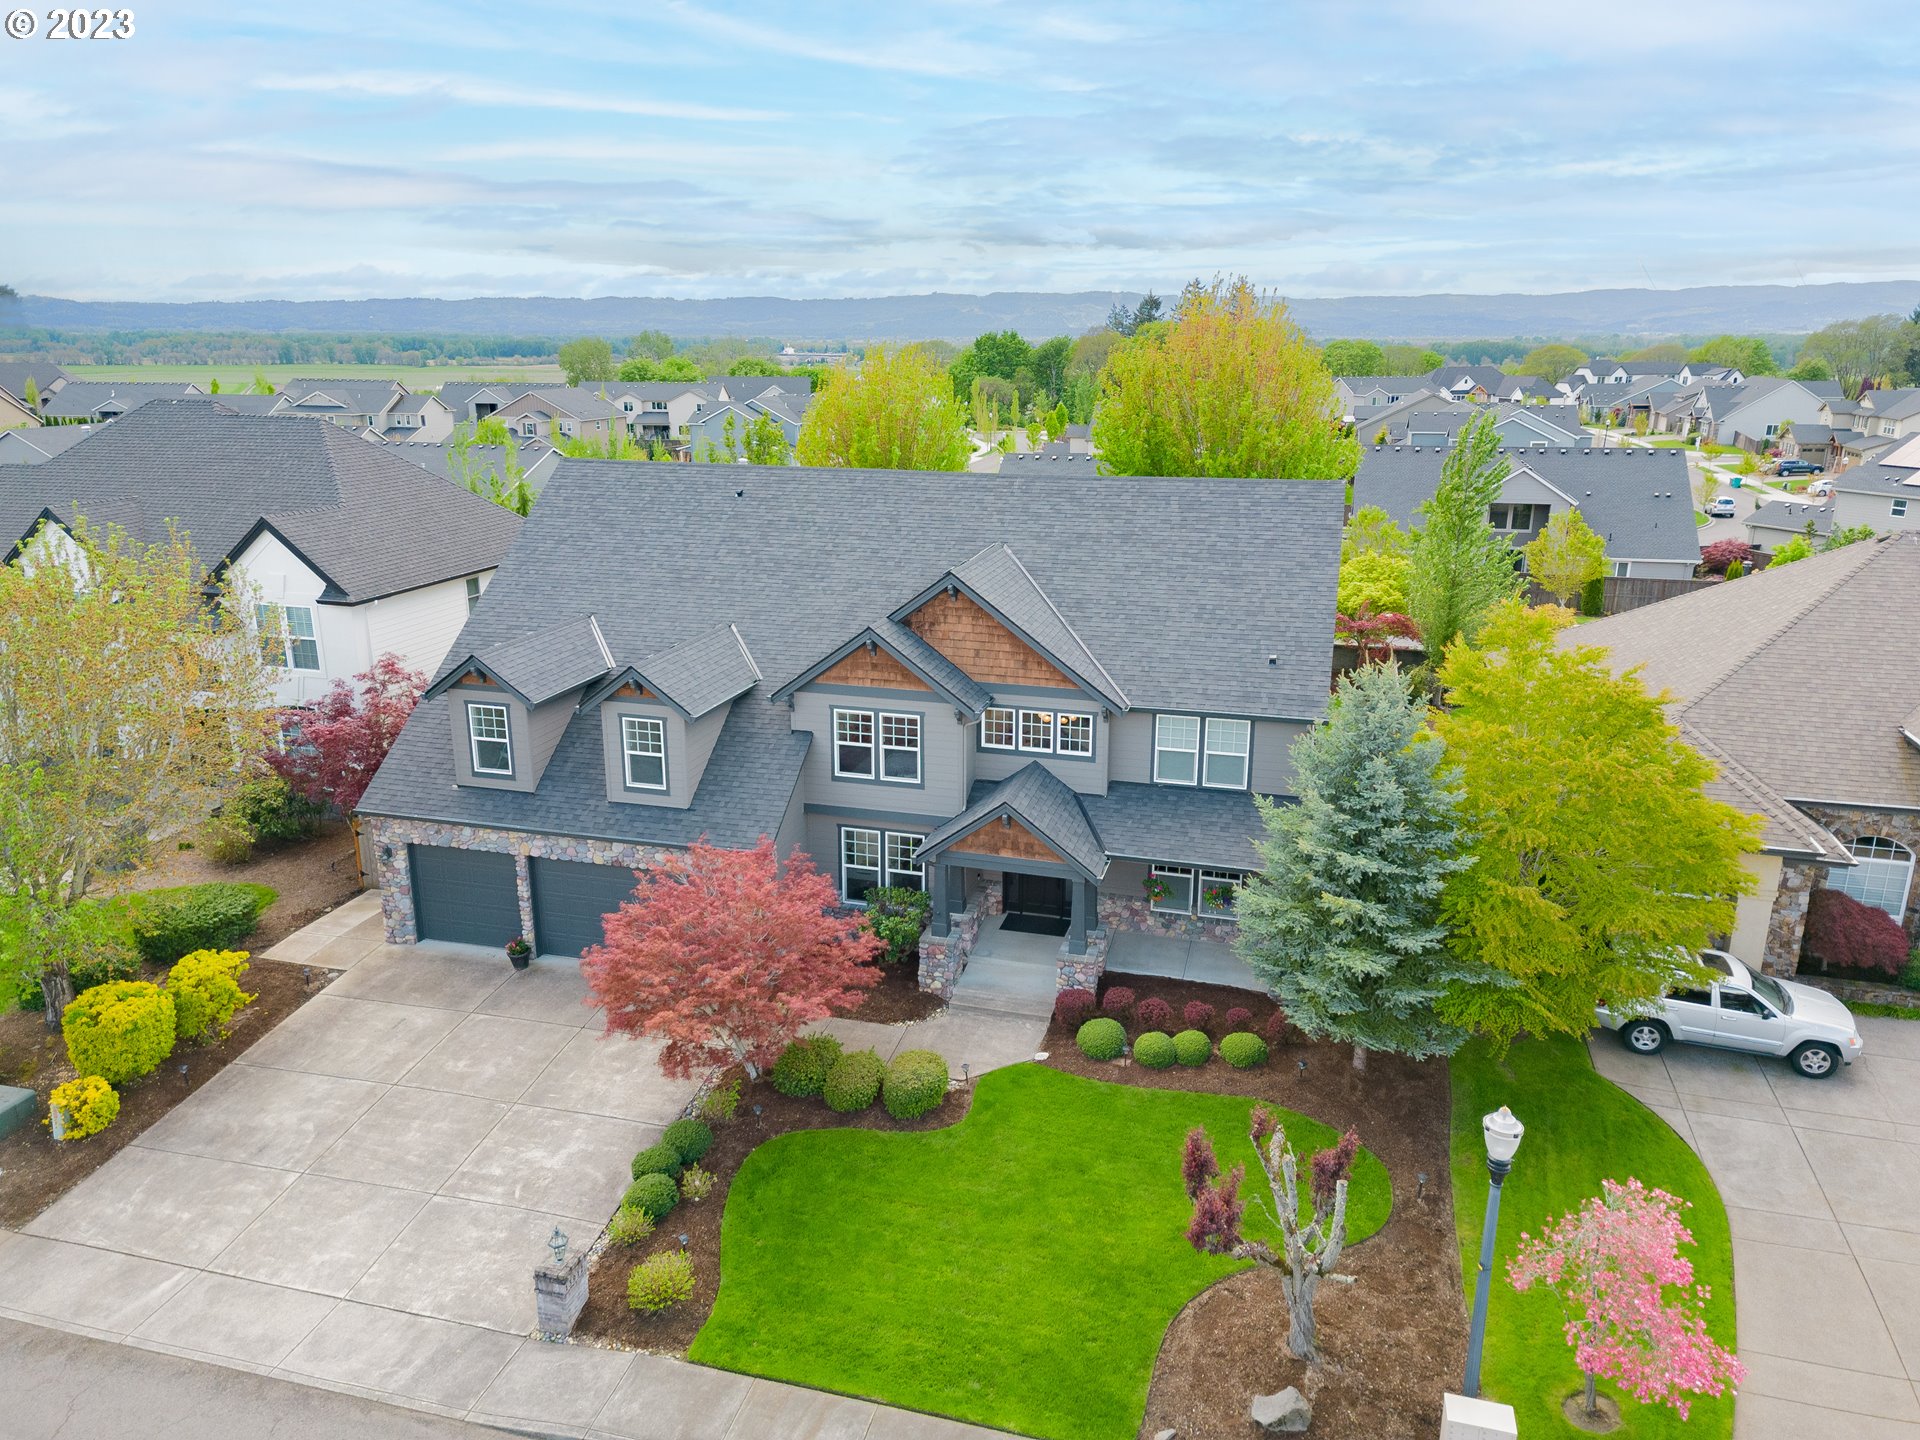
xmin=1057 ymin=713 xmax=1093 ymax=756
xmin=282 ymin=606 xmax=320 ymax=670
xmin=1204 ymin=718 xmax=1251 ymax=789
xmin=622 ymin=716 xmax=666 ymax=789
xmin=842 ymin=828 xmax=881 ymax=903
xmin=1151 ymin=865 xmax=1195 ymax=915
xmin=1019 ymin=710 xmax=1055 ymax=753
xmin=880 ymin=712 xmax=921 ymax=782
xmin=470 ymin=704 xmax=511 ymax=773
xmin=886 ymin=833 xmax=923 ymax=890
xmin=1833 ymin=837 xmax=1914 ymax=917
xmin=1199 ymin=870 xmax=1243 ymax=919
xmin=834 ymin=709 xmax=875 ymax=777
xmin=982 ymin=707 xmax=1016 ymax=749
xmin=1155 ymin=715 xmax=1200 ymax=785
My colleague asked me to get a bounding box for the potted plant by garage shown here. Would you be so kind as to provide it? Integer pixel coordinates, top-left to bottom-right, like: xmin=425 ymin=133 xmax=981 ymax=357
xmin=505 ymin=934 xmax=532 ymax=970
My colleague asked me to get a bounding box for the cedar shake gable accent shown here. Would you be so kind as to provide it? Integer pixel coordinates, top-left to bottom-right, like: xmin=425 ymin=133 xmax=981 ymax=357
xmin=905 ymin=589 xmax=1077 ymax=690
xmin=817 ymin=646 xmax=932 ymax=691
xmin=770 ymin=621 xmax=991 ymax=714
xmin=961 ymin=817 xmax=1066 ymax=865
xmin=918 ymin=762 xmax=1107 ymax=881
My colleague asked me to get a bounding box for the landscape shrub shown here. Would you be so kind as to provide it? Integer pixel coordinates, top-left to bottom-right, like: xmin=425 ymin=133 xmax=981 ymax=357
xmin=18 ymin=926 xmax=140 ymax=1012
xmin=1579 ymin=577 xmax=1605 ymax=618
xmin=1132 ymin=1031 xmax=1176 ymax=1069
xmin=769 ymin=1034 xmax=842 ymax=1097
xmin=1182 ymin=1001 xmax=1216 ymax=1032
xmin=201 ymin=815 xmax=255 ymax=866
xmin=1725 ymin=559 xmax=1745 ymax=580
xmin=627 ymin=1250 xmax=696 ymax=1313
xmin=1699 ymin=538 xmax=1756 ymax=576
xmin=1223 ymin=1006 xmax=1253 ymax=1031
xmin=622 ymin=1172 xmax=679 ymax=1221
xmin=165 ymin=948 xmax=254 ymax=1044
xmin=679 ymin=1165 xmax=716 ymax=1202
xmin=228 ymin=774 xmax=323 ymax=844
xmin=1263 ymin=1008 xmax=1292 ymax=1046
xmin=63 ymin=980 xmax=176 ymax=1085
xmin=1053 ymin=988 xmax=1096 ymax=1026
xmin=630 ymin=1143 xmax=684 ymax=1181
xmin=661 ymin=1116 xmax=714 ymax=1164
xmin=1076 ymin=1016 xmax=1127 ymax=1060
xmin=1134 ymin=996 xmax=1173 ymax=1031
xmin=1902 ymin=952 xmax=1920 ymax=991
xmin=130 ymin=884 xmax=269 ymax=966
xmin=861 ymin=885 xmax=932 ymax=965
xmin=698 ymin=1075 xmax=741 ymax=1124
xmin=607 ymin=1204 xmax=656 ymax=1246
xmin=1804 ymin=887 xmax=1910 ymax=976
xmin=1173 ymin=1029 xmax=1212 ymax=1066
xmin=1100 ymin=985 xmax=1136 ymax=1017
xmin=822 ymin=1048 xmax=886 ymax=1113
xmin=883 ymin=1048 xmax=949 ymax=1119
xmin=48 ymin=1075 xmax=119 ymax=1140
xmin=1221 ymin=1032 xmax=1270 ymax=1069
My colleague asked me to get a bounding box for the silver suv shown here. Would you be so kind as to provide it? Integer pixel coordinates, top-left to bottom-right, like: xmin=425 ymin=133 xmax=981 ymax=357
xmin=1597 ymin=950 xmax=1864 ymax=1079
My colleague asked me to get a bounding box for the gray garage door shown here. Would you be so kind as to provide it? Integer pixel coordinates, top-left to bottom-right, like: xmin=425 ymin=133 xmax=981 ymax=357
xmin=530 ymin=857 xmax=642 ymax=958
xmin=410 ymin=845 xmax=520 ymax=948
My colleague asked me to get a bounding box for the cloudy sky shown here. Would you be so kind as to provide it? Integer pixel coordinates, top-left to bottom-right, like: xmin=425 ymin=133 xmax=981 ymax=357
xmin=5 ymin=0 xmax=1917 ymax=302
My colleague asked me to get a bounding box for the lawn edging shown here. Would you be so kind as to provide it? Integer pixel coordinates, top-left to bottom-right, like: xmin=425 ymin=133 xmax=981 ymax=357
xmin=1449 ymin=1035 xmax=1735 ymax=1440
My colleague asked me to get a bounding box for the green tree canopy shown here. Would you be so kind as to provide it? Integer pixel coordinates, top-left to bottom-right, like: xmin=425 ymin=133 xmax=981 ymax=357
xmin=1068 ymin=328 xmax=1123 ymax=378
xmin=558 ymin=337 xmax=617 ymax=385
xmin=1802 ymin=315 xmax=1909 ymax=397
xmin=1508 ymin=344 xmax=1587 ymax=384
xmin=1337 ymin=550 xmax=1412 ymax=615
xmin=1091 ymin=276 xmax=1358 ymax=481
xmin=1236 ymin=663 xmax=1479 ymax=1060
xmin=626 ymin=330 xmax=675 ymax=362
xmin=1433 ymin=603 xmax=1760 ymax=1047
xmin=619 ymin=355 xmax=702 ymax=382
xmin=1321 ymin=339 xmax=1386 ymax=376
xmin=1688 ymin=335 xmax=1778 ymax=376
xmin=795 ymin=345 xmax=969 ymax=470
xmin=728 ymin=355 xmax=782 ymax=377
xmin=1786 ymin=355 xmax=1832 ymax=382
xmin=1379 ymin=343 xmax=1446 ymax=374
xmin=1406 ymin=412 xmax=1520 ymax=653
xmin=1621 ymin=342 xmax=1687 ymax=363
xmin=1344 ymin=505 xmax=1411 ymax=560
xmin=1522 ymin=510 xmax=1609 ymax=605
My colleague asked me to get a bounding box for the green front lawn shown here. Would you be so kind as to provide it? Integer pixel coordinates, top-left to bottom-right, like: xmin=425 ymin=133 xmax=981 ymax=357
xmin=692 ymin=1063 xmax=1392 ymax=1440
xmin=1450 ymin=1037 xmax=1734 ymax=1439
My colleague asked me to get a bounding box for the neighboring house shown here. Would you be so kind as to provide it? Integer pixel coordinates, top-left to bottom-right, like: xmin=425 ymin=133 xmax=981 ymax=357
xmin=1334 ymin=376 xmax=1446 ymax=417
xmin=39 ymin=380 xmax=208 ymax=424
xmin=0 ymin=360 xmax=72 ymax=417
xmin=383 ymin=435 xmax=563 ymax=496
xmin=1836 ymin=388 xmax=1920 ymax=443
xmin=1699 ymin=378 xmax=1836 ymax=449
xmin=606 ymin=382 xmax=715 ymax=446
xmin=1482 ymin=374 xmax=1559 ymax=404
xmin=0 ymin=398 xmax=521 ymax=708
xmin=437 ymin=382 xmax=541 ymax=425
xmin=271 ymin=379 xmax=410 ymax=429
xmin=1575 ymin=533 xmax=1920 ymax=973
xmin=355 ymin=462 xmax=1345 ymax=989
xmin=491 ymin=388 xmax=619 ymax=445
xmin=1778 ymin=423 xmax=1861 ymax=471
xmin=684 ymin=392 xmax=807 ymax=458
xmin=371 ymin=392 xmax=454 ymax=443
xmin=1354 ymin=395 xmax=1467 ymax=445
xmin=0 ymin=424 xmax=94 ymax=464
xmin=1743 ymin=499 xmax=1833 ymax=553
xmin=1825 ymin=436 xmax=1920 ymax=536
xmin=1645 ymin=383 xmax=1740 ymax=438
xmin=1400 ymin=404 xmax=1589 ymax=449
xmin=1578 ymin=377 xmax=1687 ymax=426
xmin=1061 ymin=423 xmax=1094 ymax=454
xmin=0 ymin=387 xmax=37 ymax=431
xmin=1571 ymin=359 xmax=1742 ymax=388
xmin=1354 ymin=444 xmax=1700 ymax=579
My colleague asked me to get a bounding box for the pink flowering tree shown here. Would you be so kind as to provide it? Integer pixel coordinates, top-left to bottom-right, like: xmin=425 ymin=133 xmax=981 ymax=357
xmin=1184 ymin=1108 xmax=1360 ymax=1363
xmin=1508 ymin=1177 xmax=1744 ymax=1421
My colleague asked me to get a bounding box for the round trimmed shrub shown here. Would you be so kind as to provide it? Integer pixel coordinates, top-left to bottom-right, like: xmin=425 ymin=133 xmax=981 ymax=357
xmin=1223 ymin=1006 xmax=1253 ymax=1032
xmin=1183 ymin=1001 xmax=1216 ymax=1032
xmin=661 ymin=1116 xmax=713 ymax=1164
xmin=883 ymin=1048 xmax=949 ymax=1119
xmin=1132 ymin=1031 xmax=1176 ymax=1069
xmin=630 ymin=1143 xmax=683 ymax=1181
xmin=1053 ymin=987 xmax=1096 ymax=1027
xmin=63 ymin=980 xmax=176 ymax=1086
xmin=1076 ymin=1016 xmax=1127 ymax=1061
xmin=622 ymin=1172 xmax=679 ymax=1221
xmin=49 ymin=1075 xmax=119 ymax=1141
xmin=627 ymin=1250 xmax=695 ymax=1313
xmin=1220 ymin=1032 xmax=1270 ymax=1069
xmin=822 ymin=1048 xmax=885 ymax=1113
xmin=1173 ymin=1029 xmax=1212 ymax=1066
xmin=1134 ymin=996 xmax=1173 ymax=1031
xmin=769 ymin=1034 xmax=842 ymax=1097
xmin=1100 ymin=985 xmax=1136 ymax=1018
xmin=166 ymin=948 xmax=255 ymax=1044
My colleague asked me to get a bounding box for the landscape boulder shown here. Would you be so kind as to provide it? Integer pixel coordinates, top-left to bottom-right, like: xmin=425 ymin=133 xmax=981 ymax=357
xmin=1251 ymin=1386 xmax=1312 ymax=1433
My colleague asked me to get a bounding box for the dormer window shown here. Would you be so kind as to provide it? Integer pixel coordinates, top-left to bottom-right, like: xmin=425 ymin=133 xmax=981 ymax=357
xmin=621 ymin=715 xmax=666 ymax=790
xmin=468 ymin=703 xmax=512 ymax=775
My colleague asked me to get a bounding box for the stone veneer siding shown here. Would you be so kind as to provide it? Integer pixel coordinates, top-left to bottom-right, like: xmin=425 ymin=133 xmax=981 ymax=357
xmin=1057 ymin=928 xmax=1108 ymax=992
xmin=1760 ymin=803 xmax=1920 ymax=976
xmin=363 ymin=815 xmax=676 ymax=950
xmin=1098 ymin=891 xmax=1238 ymax=941
xmin=1795 ymin=803 xmax=1920 ymax=943
xmin=918 ymin=890 xmax=984 ymax=999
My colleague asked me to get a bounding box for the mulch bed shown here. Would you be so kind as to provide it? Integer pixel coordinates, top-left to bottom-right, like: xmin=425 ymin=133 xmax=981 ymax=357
xmin=1041 ymin=970 xmax=1464 ymax=1440
xmin=0 ymin=955 xmax=329 ymax=1228
xmin=106 ymin=821 xmax=364 ymax=951
xmin=844 ymin=957 xmax=946 ymax=1024
xmin=574 ymin=1070 xmax=972 ymax=1355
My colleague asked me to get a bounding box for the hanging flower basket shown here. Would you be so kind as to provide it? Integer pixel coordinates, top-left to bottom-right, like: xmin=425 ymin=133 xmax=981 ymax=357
xmin=1142 ymin=875 xmax=1172 ymax=902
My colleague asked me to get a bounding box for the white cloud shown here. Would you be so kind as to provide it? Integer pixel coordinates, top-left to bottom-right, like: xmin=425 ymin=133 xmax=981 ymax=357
xmin=253 ymin=71 xmax=785 ymax=123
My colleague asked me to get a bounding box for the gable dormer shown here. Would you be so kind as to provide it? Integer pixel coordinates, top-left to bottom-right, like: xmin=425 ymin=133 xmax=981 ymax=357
xmin=427 ymin=616 xmax=613 ymax=793
xmin=579 ymin=623 xmax=759 ymax=809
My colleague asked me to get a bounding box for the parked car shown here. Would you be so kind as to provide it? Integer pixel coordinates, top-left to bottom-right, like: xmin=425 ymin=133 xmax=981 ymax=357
xmin=1596 ymin=950 xmax=1864 ymax=1078
xmin=1806 ymin=478 xmax=1834 ymax=498
xmin=1777 ymin=459 xmax=1825 ymax=476
xmin=1704 ymin=496 xmax=1737 ymax=518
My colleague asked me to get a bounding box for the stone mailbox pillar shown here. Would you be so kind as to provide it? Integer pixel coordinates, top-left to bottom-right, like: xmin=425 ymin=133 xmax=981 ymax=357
xmin=534 ymin=1226 xmax=589 ymax=1337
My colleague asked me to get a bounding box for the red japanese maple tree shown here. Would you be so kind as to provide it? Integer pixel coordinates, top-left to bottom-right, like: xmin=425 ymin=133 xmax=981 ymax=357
xmin=581 ymin=837 xmax=883 ymax=1079
xmin=1335 ymin=607 xmax=1422 ymax=666
xmin=266 ymin=653 xmax=427 ymax=813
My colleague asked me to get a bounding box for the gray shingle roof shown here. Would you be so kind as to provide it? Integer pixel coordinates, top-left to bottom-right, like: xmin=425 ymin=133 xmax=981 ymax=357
xmin=941 ymin=543 xmax=1128 ymax=709
xmin=922 ymin=764 xmax=1107 ymax=880
xmin=448 ymin=616 xmax=612 ymax=707
xmin=0 ymin=424 xmax=95 ymax=463
xmin=0 ymin=398 xmax=519 ymax=602
xmin=1573 ymin=532 xmax=1920 ymax=812
xmin=862 ymin=621 xmax=993 ymax=713
xmin=1682 ymin=724 xmax=1850 ymax=862
xmin=39 ymin=381 xmax=204 ymax=420
xmin=1744 ymin=499 xmax=1833 ymax=537
xmin=1079 ymin=782 xmax=1272 ymax=871
xmin=278 ymin=379 xmax=405 ymax=412
xmin=630 ymin=622 xmax=761 ymax=718
xmin=0 ymin=360 xmax=69 ymax=406
xmin=209 ymin=393 xmax=283 ymax=416
xmin=999 ymin=451 xmax=1097 ymax=469
xmin=1354 ymin=445 xmax=1701 ymax=565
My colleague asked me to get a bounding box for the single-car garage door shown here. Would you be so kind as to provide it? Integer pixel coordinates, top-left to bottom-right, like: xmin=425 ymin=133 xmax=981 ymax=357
xmin=530 ymin=857 xmax=642 ymax=958
xmin=410 ymin=845 xmax=520 ymax=948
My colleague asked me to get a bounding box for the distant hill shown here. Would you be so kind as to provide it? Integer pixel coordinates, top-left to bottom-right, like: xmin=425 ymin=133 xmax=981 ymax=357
xmin=6 ymin=280 xmax=1917 ymax=341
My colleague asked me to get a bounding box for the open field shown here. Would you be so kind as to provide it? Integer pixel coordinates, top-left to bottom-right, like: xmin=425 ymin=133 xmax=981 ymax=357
xmin=64 ymin=363 xmax=567 ymax=392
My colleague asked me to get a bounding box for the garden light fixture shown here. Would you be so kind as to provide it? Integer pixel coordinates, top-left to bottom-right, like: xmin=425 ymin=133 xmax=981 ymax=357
xmin=547 ymin=1226 xmax=568 ymax=1265
xmin=1464 ymin=1106 xmax=1525 ymax=1397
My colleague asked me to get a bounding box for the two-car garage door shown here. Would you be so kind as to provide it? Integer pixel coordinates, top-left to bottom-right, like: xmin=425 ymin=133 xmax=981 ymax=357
xmin=408 ymin=845 xmax=639 ymax=958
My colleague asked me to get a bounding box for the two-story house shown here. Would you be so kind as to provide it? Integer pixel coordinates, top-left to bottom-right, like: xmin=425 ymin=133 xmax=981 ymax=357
xmin=1353 ymin=444 xmax=1700 ymax=579
xmin=1401 ymin=404 xmax=1589 ymax=449
xmin=0 ymin=398 xmax=520 ymax=709
xmin=1334 ymin=376 xmax=1446 ymax=420
xmin=0 ymin=360 xmax=72 ymax=426
xmin=271 ymin=379 xmax=410 ymax=429
xmin=1825 ymin=436 xmax=1920 ymax=537
xmin=355 ymin=462 xmax=1345 ymax=995
xmin=490 ymin=388 xmax=620 ymax=445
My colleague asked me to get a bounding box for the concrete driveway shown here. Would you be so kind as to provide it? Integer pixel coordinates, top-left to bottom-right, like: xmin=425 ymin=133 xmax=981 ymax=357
xmin=1590 ymin=1018 xmax=1920 ymax=1438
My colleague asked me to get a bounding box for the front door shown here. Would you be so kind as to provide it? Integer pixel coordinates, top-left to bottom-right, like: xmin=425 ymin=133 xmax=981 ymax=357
xmin=1002 ymin=873 xmax=1069 ymax=936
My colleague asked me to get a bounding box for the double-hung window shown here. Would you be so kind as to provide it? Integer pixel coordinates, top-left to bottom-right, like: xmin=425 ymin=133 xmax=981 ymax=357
xmin=982 ymin=706 xmax=1017 ymax=749
xmin=465 ymin=576 xmax=482 ymax=614
xmin=1203 ymin=718 xmax=1251 ymax=789
xmin=621 ymin=715 xmax=666 ymax=791
xmin=1894 ymin=499 xmax=1909 ymax=519
xmin=886 ymin=833 xmax=924 ymax=891
xmin=1153 ymin=715 xmax=1201 ymax=785
xmin=834 ymin=709 xmax=920 ymax=783
xmin=841 ymin=828 xmax=926 ymax=904
xmin=468 ymin=703 xmax=512 ymax=775
xmin=255 ymin=603 xmax=320 ymax=671
xmin=833 ymin=709 xmax=875 ymax=778
xmin=880 ymin=712 xmax=921 ymax=782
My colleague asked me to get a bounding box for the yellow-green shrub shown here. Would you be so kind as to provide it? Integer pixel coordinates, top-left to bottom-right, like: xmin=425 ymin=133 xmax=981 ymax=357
xmin=48 ymin=1075 xmax=120 ymax=1140
xmin=166 ymin=948 xmax=255 ymax=1044
xmin=63 ymin=980 xmax=176 ymax=1085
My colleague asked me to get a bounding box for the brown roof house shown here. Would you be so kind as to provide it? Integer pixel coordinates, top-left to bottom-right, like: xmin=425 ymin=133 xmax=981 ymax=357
xmin=1571 ymin=533 xmax=1920 ymax=974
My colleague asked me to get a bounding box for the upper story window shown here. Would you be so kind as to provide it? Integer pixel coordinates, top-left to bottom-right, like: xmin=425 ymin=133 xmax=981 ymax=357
xmin=880 ymin=712 xmax=921 ymax=782
xmin=1894 ymin=499 xmax=1909 ymax=519
xmin=1156 ymin=715 xmax=1251 ymax=790
xmin=1488 ymin=503 xmax=1546 ymax=532
xmin=982 ymin=707 xmax=1017 ymax=749
xmin=1020 ymin=709 xmax=1055 ymax=752
xmin=1203 ymin=718 xmax=1251 ymax=789
xmin=834 ymin=709 xmax=874 ymax=777
xmin=1153 ymin=715 xmax=1201 ymax=785
xmin=468 ymin=703 xmax=512 ymax=775
xmin=465 ymin=576 xmax=482 ymax=614
xmin=1057 ymin=713 xmax=1094 ymax=757
xmin=621 ymin=715 xmax=666 ymax=791
xmin=832 ymin=708 xmax=921 ymax=783
xmin=984 ymin=704 xmax=1095 ymax=759
xmin=255 ymin=603 xmax=320 ymax=671
xmin=521 ymin=419 xmax=536 ymax=437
